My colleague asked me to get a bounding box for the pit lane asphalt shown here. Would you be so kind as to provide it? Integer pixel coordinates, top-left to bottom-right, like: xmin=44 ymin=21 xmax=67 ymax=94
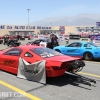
xmin=0 ymin=39 xmax=100 ymax=100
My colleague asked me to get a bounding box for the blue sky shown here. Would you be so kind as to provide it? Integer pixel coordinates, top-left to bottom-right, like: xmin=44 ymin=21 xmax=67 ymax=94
xmin=0 ymin=0 xmax=100 ymax=25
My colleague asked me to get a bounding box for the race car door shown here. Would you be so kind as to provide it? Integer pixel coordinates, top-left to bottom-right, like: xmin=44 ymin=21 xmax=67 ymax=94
xmin=0 ymin=48 xmax=22 ymax=74
xmin=65 ymin=42 xmax=82 ymax=56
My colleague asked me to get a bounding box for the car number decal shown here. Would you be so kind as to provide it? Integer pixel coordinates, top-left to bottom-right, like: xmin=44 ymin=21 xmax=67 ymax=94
xmin=4 ymin=60 xmax=16 ymax=65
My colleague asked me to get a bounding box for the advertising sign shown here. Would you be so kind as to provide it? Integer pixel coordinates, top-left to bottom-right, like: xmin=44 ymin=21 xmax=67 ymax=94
xmin=80 ymin=32 xmax=90 ymax=38
xmin=90 ymin=35 xmax=100 ymax=46
xmin=59 ymin=26 xmax=65 ymax=34
xmin=96 ymin=22 xmax=100 ymax=27
xmin=80 ymin=38 xmax=90 ymax=42
xmin=59 ymin=26 xmax=65 ymax=31
xmin=69 ymin=35 xmax=80 ymax=39
xmin=90 ymin=35 xmax=100 ymax=40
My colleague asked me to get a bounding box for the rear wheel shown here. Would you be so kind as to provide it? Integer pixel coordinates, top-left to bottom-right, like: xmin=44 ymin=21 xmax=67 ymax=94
xmin=83 ymin=52 xmax=94 ymax=61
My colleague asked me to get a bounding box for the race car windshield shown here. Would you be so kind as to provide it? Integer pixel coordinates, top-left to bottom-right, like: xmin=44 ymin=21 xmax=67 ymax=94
xmin=40 ymin=38 xmax=51 ymax=43
xmin=30 ymin=48 xmax=63 ymax=58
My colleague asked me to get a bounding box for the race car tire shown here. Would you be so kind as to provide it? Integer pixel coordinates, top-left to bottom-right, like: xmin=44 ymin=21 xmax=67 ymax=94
xmin=83 ymin=52 xmax=94 ymax=61
xmin=55 ymin=49 xmax=61 ymax=53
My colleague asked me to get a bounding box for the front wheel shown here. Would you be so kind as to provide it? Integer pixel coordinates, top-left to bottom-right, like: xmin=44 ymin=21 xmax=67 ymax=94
xmin=83 ymin=52 xmax=94 ymax=61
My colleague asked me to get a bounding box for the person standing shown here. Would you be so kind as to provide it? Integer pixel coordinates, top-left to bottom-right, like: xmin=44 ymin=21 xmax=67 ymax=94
xmin=50 ymin=34 xmax=59 ymax=49
xmin=4 ymin=35 xmax=8 ymax=45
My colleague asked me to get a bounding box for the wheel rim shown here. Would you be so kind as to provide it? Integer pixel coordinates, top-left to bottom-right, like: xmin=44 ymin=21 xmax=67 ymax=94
xmin=85 ymin=53 xmax=92 ymax=60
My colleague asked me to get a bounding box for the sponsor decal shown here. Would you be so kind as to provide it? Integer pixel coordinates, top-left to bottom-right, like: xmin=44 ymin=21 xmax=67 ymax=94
xmin=24 ymin=68 xmax=39 ymax=74
xmin=4 ymin=60 xmax=15 ymax=65
xmin=67 ymin=49 xmax=76 ymax=52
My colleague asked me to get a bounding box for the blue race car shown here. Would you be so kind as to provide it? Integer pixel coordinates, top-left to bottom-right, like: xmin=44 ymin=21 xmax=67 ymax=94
xmin=53 ymin=41 xmax=100 ymax=60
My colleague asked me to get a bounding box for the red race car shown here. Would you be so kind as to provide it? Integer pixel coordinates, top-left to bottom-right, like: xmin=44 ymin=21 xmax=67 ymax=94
xmin=0 ymin=45 xmax=85 ymax=77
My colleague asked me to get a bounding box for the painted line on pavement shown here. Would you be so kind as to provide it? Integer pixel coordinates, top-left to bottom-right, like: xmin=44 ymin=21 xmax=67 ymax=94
xmin=0 ymin=80 xmax=41 ymax=100
xmin=78 ymin=72 xmax=100 ymax=78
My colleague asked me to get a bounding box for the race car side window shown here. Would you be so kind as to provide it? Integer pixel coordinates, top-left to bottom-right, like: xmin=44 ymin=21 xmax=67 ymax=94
xmin=84 ymin=44 xmax=88 ymax=47
xmin=40 ymin=39 xmax=46 ymax=42
xmin=3 ymin=48 xmax=22 ymax=56
xmin=24 ymin=52 xmax=33 ymax=57
xmin=84 ymin=44 xmax=90 ymax=47
xmin=67 ymin=43 xmax=82 ymax=47
xmin=76 ymin=43 xmax=82 ymax=47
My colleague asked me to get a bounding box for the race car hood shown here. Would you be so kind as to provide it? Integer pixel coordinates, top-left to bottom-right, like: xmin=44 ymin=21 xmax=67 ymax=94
xmin=53 ymin=45 xmax=66 ymax=49
xmin=45 ymin=55 xmax=81 ymax=67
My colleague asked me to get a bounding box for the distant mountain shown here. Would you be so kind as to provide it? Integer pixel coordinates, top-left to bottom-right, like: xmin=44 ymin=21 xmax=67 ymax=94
xmin=29 ymin=14 xmax=100 ymax=26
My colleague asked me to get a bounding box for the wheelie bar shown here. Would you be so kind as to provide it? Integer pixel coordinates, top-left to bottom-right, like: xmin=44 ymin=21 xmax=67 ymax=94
xmin=66 ymin=72 xmax=96 ymax=86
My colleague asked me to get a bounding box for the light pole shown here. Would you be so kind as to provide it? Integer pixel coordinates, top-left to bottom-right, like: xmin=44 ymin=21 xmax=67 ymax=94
xmin=51 ymin=22 xmax=52 ymax=27
xmin=27 ymin=9 xmax=31 ymax=26
xmin=51 ymin=22 xmax=53 ymax=33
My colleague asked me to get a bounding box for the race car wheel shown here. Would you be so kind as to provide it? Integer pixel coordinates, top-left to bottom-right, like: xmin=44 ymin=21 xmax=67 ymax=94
xmin=55 ymin=49 xmax=61 ymax=53
xmin=83 ymin=52 xmax=94 ymax=61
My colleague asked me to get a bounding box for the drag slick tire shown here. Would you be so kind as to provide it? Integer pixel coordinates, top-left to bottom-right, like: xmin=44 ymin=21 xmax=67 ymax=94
xmin=83 ymin=52 xmax=94 ymax=61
